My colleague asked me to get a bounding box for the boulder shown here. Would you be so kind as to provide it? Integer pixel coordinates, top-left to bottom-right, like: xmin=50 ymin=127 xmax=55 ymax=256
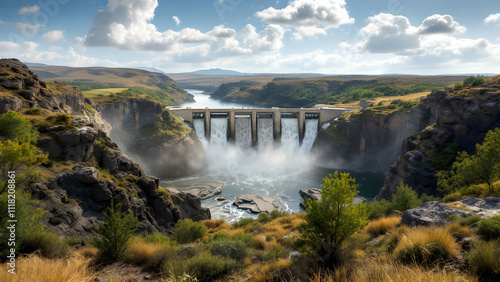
xmin=171 ymin=192 xmax=210 ymax=221
xmin=0 ymin=96 xmax=22 ymax=114
xmin=233 ymin=193 xmax=282 ymax=214
xmin=401 ymin=201 xmax=474 ymax=227
xmin=0 ymin=77 xmax=23 ymax=89
xmin=167 ymin=182 xmax=223 ymax=200
xmin=73 ymin=167 xmax=99 ymax=184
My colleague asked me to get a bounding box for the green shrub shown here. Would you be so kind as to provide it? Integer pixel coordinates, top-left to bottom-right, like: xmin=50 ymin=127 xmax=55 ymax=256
xmin=206 ymin=240 xmax=250 ymax=261
xmin=233 ymin=217 xmax=254 ymax=228
xmin=25 ymin=108 xmax=43 ymax=115
xmin=270 ymin=210 xmax=290 ymax=219
xmin=21 ymin=230 xmax=68 ymax=258
xmin=144 ymin=233 xmax=175 ymax=245
xmin=466 ymin=240 xmax=500 ymax=280
xmin=463 ymin=75 xmax=484 ymax=87
xmin=184 ymin=252 xmax=238 ymax=282
xmin=391 ymin=182 xmax=422 ymax=212
xmin=366 ymin=199 xmax=392 ymax=219
xmin=478 ymin=216 xmax=500 ymax=240
xmin=442 ymin=192 xmax=462 ymax=202
xmin=173 ymin=219 xmax=206 ymax=244
xmin=64 ymin=237 xmax=84 ymax=248
xmin=90 ymin=201 xmax=137 ymax=262
xmin=458 ymin=215 xmax=482 ymax=226
xmin=257 ymin=212 xmax=271 ymax=223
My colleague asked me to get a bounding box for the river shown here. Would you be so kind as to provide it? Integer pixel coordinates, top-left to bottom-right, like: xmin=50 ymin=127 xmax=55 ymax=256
xmin=162 ymin=89 xmax=384 ymax=222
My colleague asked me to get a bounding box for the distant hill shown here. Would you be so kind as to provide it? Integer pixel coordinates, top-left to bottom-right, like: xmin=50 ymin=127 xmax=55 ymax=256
xmin=182 ymin=68 xmax=245 ymax=76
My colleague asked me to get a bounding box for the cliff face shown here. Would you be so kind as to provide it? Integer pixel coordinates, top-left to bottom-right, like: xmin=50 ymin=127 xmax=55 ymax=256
xmin=95 ymin=98 xmax=206 ymax=178
xmin=378 ymin=80 xmax=500 ymax=200
xmin=312 ymin=105 xmax=429 ymax=173
xmin=0 ymin=59 xmax=210 ymax=239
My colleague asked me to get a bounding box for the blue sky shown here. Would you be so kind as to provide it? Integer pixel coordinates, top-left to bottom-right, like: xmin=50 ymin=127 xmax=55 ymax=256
xmin=0 ymin=0 xmax=499 ymax=74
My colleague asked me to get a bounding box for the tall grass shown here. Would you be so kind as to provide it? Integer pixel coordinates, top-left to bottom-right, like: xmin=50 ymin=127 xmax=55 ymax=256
xmin=364 ymin=215 xmax=401 ymax=237
xmin=394 ymin=227 xmax=460 ymax=265
xmin=0 ymin=254 xmax=96 ymax=282
xmin=466 ymin=240 xmax=500 ymax=280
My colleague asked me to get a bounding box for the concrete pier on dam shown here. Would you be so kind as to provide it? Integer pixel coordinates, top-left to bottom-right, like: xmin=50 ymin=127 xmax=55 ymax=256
xmin=169 ymin=107 xmax=351 ymax=145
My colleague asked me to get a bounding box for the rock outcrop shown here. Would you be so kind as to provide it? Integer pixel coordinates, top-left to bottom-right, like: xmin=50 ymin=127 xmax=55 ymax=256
xmin=312 ymin=105 xmax=429 ymax=173
xmin=233 ymin=193 xmax=283 ymax=214
xmin=378 ymin=81 xmax=500 ymax=199
xmin=166 ymin=182 xmax=223 ymax=200
xmin=95 ymin=98 xmax=206 ymax=178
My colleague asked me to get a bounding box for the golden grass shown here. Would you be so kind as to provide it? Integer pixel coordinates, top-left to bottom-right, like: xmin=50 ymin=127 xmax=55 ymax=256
xmin=253 ymin=235 xmax=268 ymax=250
xmin=364 ymin=215 xmax=402 ymax=237
xmin=203 ymin=219 xmax=232 ymax=235
xmin=446 ymin=222 xmax=473 ymax=237
xmin=0 ymin=254 xmax=96 ymax=282
xmin=311 ymin=259 xmax=478 ymax=282
xmin=447 ymin=203 xmax=472 ymax=211
xmin=394 ymin=227 xmax=461 ymax=264
xmin=330 ymin=91 xmax=431 ymax=108
xmin=251 ymin=258 xmax=292 ymax=282
xmin=73 ymin=247 xmax=99 ymax=259
xmin=386 ymin=226 xmax=410 ymax=252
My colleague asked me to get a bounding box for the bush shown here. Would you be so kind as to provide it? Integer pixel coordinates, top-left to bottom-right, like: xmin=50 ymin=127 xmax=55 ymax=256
xmin=258 ymin=212 xmax=271 ymax=223
xmin=366 ymin=199 xmax=392 ymax=219
xmin=173 ymin=219 xmax=206 ymax=244
xmin=391 ymin=182 xmax=421 ymax=212
xmin=21 ymin=230 xmax=68 ymax=258
xmin=25 ymin=107 xmax=43 ymax=115
xmin=442 ymin=192 xmax=462 ymax=202
xmin=364 ymin=215 xmax=401 ymax=237
xmin=270 ymin=209 xmax=289 ymax=219
xmin=445 ymin=222 xmax=472 ymax=240
xmin=90 ymin=201 xmax=137 ymax=262
xmin=463 ymin=75 xmax=484 ymax=87
xmin=207 ymin=240 xmax=250 ymax=261
xmin=184 ymin=252 xmax=238 ymax=282
xmin=466 ymin=240 xmax=500 ymax=280
xmin=458 ymin=215 xmax=482 ymax=226
xmin=233 ymin=217 xmax=255 ymax=228
xmin=144 ymin=232 xmax=175 ymax=245
xmin=478 ymin=215 xmax=500 ymax=240
xmin=394 ymin=227 xmax=460 ymax=265
xmin=386 ymin=226 xmax=409 ymax=252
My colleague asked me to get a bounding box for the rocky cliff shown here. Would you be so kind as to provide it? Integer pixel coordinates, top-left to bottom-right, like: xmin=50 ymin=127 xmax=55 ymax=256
xmin=312 ymin=104 xmax=430 ymax=173
xmin=0 ymin=59 xmax=210 ymax=239
xmin=94 ymin=98 xmax=206 ymax=178
xmin=377 ymin=77 xmax=500 ymax=200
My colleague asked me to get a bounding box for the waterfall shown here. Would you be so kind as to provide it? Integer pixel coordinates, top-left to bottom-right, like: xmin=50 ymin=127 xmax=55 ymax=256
xmin=210 ymin=117 xmax=228 ymax=146
xmin=193 ymin=118 xmax=206 ymax=143
xmin=235 ymin=116 xmax=252 ymax=148
xmin=281 ymin=117 xmax=299 ymax=149
xmin=301 ymin=118 xmax=319 ymax=152
xmin=257 ymin=118 xmax=274 ymax=148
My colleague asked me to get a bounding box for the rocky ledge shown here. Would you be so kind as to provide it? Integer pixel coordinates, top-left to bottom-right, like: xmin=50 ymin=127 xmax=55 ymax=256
xmin=233 ymin=193 xmax=282 ymax=214
xmin=166 ymin=182 xmax=223 ymax=200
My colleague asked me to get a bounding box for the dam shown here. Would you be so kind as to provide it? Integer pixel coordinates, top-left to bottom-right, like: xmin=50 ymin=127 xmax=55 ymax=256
xmin=169 ymin=107 xmax=349 ymax=146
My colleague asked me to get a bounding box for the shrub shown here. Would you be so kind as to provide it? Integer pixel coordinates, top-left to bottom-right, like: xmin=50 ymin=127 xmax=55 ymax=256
xmin=144 ymin=232 xmax=175 ymax=245
xmin=445 ymin=222 xmax=472 ymax=240
xmin=90 ymin=201 xmax=137 ymax=262
xmin=173 ymin=219 xmax=206 ymax=244
xmin=478 ymin=215 xmax=500 ymax=240
xmin=124 ymin=238 xmax=178 ymax=271
xmin=207 ymin=240 xmax=250 ymax=261
xmin=442 ymin=192 xmax=462 ymax=202
xmin=25 ymin=107 xmax=43 ymax=115
xmin=364 ymin=215 xmax=401 ymax=237
xmin=386 ymin=226 xmax=410 ymax=252
xmin=391 ymin=182 xmax=422 ymax=212
xmin=258 ymin=212 xmax=271 ymax=223
xmin=184 ymin=251 xmax=238 ymax=282
xmin=458 ymin=215 xmax=482 ymax=226
xmin=366 ymin=199 xmax=392 ymax=219
xmin=466 ymin=240 xmax=500 ymax=280
xmin=21 ymin=230 xmax=68 ymax=258
xmin=394 ymin=227 xmax=460 ymax=265
xmin=233 ymin=217 xmax=255 ymax=228
xmin=270 ymin=209 xmax=289 ymax=219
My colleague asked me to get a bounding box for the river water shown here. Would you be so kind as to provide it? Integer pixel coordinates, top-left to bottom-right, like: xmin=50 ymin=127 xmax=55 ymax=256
xmin=162 ymin=89 xmax=384 ymax=222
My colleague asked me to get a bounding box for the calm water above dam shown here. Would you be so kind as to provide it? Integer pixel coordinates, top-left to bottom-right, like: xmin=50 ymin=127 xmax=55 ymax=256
xmin=164 ymin=89 xmax=384 ymax=222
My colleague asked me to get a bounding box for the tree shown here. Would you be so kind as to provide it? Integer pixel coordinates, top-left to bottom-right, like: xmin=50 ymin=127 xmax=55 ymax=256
xmin=0 ymin=111 xmax=47 ymax=194
xmin=438 ymin=128 xmax=500 ymax=194
xmin=300 ymin=171 xmax=367 ymax=268
xmin=91 ymin=201 xmax=137 ymax=262
xmin=391 ymin=182 xmax=422 ymax=212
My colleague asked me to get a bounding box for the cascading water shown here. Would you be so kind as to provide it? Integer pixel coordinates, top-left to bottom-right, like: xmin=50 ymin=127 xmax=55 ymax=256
xmin=280 ymin=117 xmax=299 ymax=149
xmin=193 ymin=118 xmax=207 ymax=146
xmin=257 ymin=118 xmax=274 ymax=148
xmin=235 ymin=116 xmax=252 ymax=148
xmin=301 ymin=118 xmax=319 ymax=152
xmin=210 ymin=116 xmax=228 ymax=146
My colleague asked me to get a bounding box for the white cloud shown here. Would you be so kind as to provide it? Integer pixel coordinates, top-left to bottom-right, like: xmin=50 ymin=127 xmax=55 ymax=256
xmin=256 ymin=0 xmax=353 ymax=39
xmin=18 ymin=5 xmax=40 ymax=15
xmin=15 ymin=22 xmax=41 ymax=35
xmin=241 ymin=24 xmax=284 ymax=52
xmin=417 ymin=14 xmax=466 ymax=35
xmin=172 ymin=16 xmax=181 ymax=26
xmin=485 ymin=13 xmax=500 ymax=25
xmin=41 ymin=30 xmax=65 ymax=42
xmin=358 ymin=13 xmax=419 ymax=53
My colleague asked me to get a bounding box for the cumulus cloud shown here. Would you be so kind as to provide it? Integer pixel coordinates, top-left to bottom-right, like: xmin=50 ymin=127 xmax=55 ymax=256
xmin=485 ymin=13 xmax=500 ymax=25
xmin=172 ymin=16 xmax=181 ymax=26
xmin=256 ymin=0 xmax=353 ymax=39
xmin=358 ymin=13 xmax=419 ymax=53
xmin=41 ymin=30 xmax=65 ymax=42
xmin=18 ymin=5 xmax=40 ymax=15
xmin=15 ymin=22 xmax=41 ymax=35
xmin=417 ymin=14 xmax=466 ymax=35
xmin=241 ymin=24 xmax=284 ymax=52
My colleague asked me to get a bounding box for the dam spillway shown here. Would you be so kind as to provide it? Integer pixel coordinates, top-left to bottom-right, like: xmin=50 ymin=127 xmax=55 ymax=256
xmin=170 ymin=107 xmax=349 ymax=146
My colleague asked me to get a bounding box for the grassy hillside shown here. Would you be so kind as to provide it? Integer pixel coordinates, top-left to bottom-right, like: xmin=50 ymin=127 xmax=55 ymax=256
xmin=211 ymin=75 xmax=468 ymax=107
xmin=31 ymin=65 xmax=192 ymax=106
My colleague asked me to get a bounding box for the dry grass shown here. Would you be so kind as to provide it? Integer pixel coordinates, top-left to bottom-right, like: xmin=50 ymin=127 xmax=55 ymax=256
xmin=73 ymin=247 xmax=99 ymax=259
xmin=394 ymin=227 xmax=461 ymax=265
xmin=251 ymin=258 xmax=292 ymax=282
xmin=253 ymin=235 xmax=268 ymax=250
xmin=311 ymin=259 xmax=478 ymax=282
xmin=0 ymin=254 xmax=96 ymax=282
xmin=446 ymin=222 xmax=473 ymax=238
xmin=203 ymin=219 xmax=232 ymax=235
xmin=123 ymin=237 xmax=178 ymax=270
xmin=330 ymin=91 xmax=431 ymax=108
xmin=364 ymin=215 xmax=402 ymax=237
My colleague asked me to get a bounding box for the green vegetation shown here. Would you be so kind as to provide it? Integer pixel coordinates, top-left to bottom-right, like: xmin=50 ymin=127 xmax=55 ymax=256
xmin=137 ymin=109 xmax=189 ymax=142
xmin=90 ymin=201 xmax=137 ymax=262
xmin=466 ymin=240 xmax=500 ymax=280
xmin=437 ymin=128 xmax=500 ymax=195
xmin=477 ymin=215 xmax=500 ymax=240
xmin=300 ymin=171 xmax=368 ymax=268
xmin=452 ymin=75 xmax=485 ymax=90
xmin=173 ymin=219 xmax=207 ymax=244
xmin=66 ymin=80 xmax=125 ymax=91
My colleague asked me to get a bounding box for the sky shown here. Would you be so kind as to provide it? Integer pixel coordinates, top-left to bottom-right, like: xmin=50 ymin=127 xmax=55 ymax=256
xmin=0 ymin=0 xmax=499 ymax=74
